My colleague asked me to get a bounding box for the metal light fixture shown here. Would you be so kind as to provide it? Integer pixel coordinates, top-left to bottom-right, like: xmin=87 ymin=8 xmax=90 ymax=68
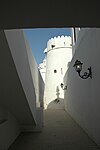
xmin=73 ymin=60 xmax=92 ymax=79
xmin=60 ymin=83 xmax=64 ymax=88
xmin=63 ymin=85 xmax=67 ymax=90
xmin=60 ymin=83 xmax=67 ymax=90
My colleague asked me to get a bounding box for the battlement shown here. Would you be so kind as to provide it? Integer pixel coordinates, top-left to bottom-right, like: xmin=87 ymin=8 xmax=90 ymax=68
xmin=47 ymin=35 xmax=72 ymax=51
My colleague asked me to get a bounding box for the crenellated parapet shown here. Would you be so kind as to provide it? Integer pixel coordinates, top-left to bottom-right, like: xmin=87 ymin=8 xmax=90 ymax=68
xmin=47 ymin=35 xmax=72 ymax=51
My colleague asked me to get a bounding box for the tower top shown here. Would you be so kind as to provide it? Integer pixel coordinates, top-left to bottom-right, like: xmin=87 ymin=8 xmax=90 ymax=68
xmin=46 ymin=35 xmax=72 ymax=51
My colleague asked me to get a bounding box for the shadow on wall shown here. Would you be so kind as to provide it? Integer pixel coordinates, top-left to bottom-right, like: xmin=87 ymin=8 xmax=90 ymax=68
xmin=47 ymin=86 xmax=65 ymax=110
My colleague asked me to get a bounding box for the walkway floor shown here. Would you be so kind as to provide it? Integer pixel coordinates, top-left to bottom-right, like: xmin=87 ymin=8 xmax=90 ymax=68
xmin=9 ymin=109 xmax=100 ymax=150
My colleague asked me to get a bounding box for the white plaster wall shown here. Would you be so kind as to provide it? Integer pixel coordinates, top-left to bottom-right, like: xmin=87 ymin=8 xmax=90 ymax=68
xmin=0 ymin=106 xmax=20 ymax=150
xmin=0 ymin=30 xmax=39 ymax=149
xmin=38 ymin=71 xmax=45 ymax=107
xmin=5 ymin=29 xmax=44 ymax=130
xmin=23 ymin=33 xmax=42 ymax=107
xmin=75 ymin=28 xmax=81 ymax=42
xmin=64 ymin=28 xmax=100 ymax=147
xmin=0 ymin=29 xmax=44 ymax=149
xmin=5 ymin=30 xmax=37 ymax=121
xmin=40 ymin=71 xmax=46 ymax=83
xmin=71 ymin=28 xmax=81 ymax=56
xmin=39 ymin=58 xmax=46 ymax=83
xmin=39 ymin=67 xmax=46 ymax=83
xmin=44 ymin=36 xmax=72 ymax=106
xmin=23 ymin=31 xmax=44 ymax=127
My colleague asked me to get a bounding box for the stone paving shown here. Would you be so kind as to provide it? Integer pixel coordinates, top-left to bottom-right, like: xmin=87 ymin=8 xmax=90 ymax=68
xmin=9 ymin=109 xmax=100 ymax=150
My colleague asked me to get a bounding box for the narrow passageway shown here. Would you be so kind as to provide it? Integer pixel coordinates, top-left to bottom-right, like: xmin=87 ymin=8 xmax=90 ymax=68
xmin=9 ymin=109 xmax=100 ymax=150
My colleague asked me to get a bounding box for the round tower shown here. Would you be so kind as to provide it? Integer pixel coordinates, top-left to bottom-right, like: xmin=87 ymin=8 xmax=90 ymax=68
xmin=44 ymin=35 xmax=72 ymax=109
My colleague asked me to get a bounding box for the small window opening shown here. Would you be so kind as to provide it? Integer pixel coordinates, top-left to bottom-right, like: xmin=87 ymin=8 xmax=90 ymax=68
xmin=54 ymin=70 xmax=57 ymax=73
xmin=51 ymin=45 xmax=55 ymax=48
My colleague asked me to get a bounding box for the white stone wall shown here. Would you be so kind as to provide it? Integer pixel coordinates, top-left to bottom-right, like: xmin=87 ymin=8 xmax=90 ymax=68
xmin=44 ymin=36 xmax=72 ymax=108
xmin=38 ymin=58 xmax=46 ymax=83
xmin=4 ymin=29 xmax=44 ymax=136
xmin=5 ymin=30 xmax=37 ymax=119
xmin=0 ymin=29 xmax=44 ymax=150
xmin=71 ymin=28 xmax=81 ymax=56
xmin=64 ymin=28 xmax=100 ymax=147
xmin=0 ymin=107 xmax=20 ymax=150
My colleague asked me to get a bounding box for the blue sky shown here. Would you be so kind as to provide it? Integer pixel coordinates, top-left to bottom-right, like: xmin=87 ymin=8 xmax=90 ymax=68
xmin=24 ymin=28 xmax=71 ymax=64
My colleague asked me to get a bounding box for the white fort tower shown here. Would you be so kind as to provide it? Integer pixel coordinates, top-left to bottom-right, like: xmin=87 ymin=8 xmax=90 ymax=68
xmin=44 ymin=35 xmax=72 ymax=109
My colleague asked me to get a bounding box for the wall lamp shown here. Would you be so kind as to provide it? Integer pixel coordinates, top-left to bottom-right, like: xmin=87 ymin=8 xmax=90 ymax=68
xmin=60 ymin=83 xmax=67 ymax=90
xmin=60 ymin=83 xmax=64 ymax=88
xmin=73 ymin=60 xmax=92 ymax=79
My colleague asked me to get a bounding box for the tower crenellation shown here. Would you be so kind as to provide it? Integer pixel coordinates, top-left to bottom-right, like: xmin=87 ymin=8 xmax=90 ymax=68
xmin=47 ymin=35 xmax=72 ymax=51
